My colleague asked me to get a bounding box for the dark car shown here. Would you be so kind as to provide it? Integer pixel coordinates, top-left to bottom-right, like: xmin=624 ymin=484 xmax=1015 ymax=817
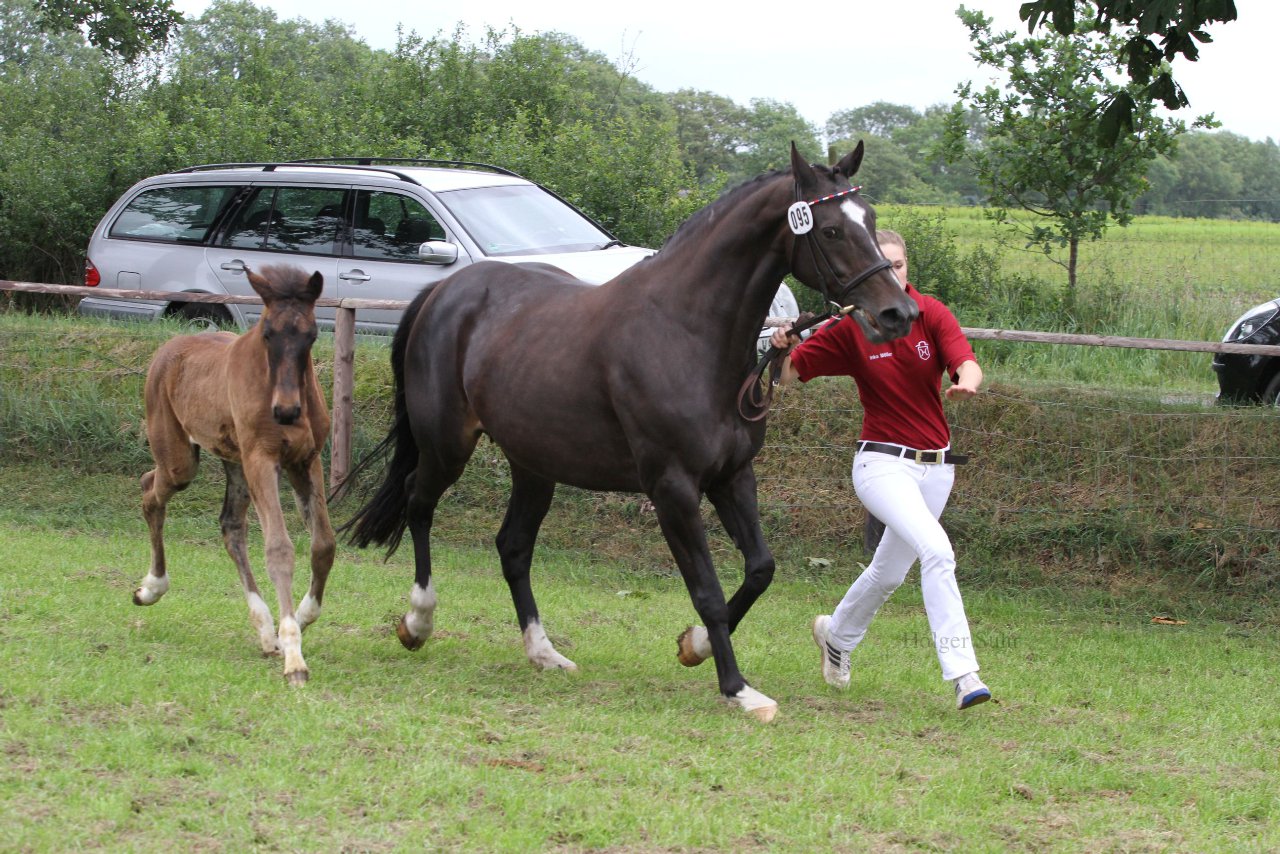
xmin=1212 ymin=299 xmax=1280 ymax=404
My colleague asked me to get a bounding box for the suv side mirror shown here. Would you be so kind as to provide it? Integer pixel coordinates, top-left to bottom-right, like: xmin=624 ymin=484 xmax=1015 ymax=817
xmin=419 ymin=240 xmax=459 ymax=265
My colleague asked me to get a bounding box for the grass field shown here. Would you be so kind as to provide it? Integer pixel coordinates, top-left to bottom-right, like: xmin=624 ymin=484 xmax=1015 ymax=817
xmin=3 ymin=211 xmax=1279 ymax=850
xmin=2 ymin=468 xmax=1279 ymax=851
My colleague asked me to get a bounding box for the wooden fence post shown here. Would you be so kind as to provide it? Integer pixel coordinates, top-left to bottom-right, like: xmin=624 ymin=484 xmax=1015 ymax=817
xmin=331 ymin=305 xmax=356 ymax=494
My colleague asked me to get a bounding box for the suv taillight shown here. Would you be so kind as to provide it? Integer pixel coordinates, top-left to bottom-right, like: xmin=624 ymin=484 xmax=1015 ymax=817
xmin=84 ymin=259 xmax=101 ymax=287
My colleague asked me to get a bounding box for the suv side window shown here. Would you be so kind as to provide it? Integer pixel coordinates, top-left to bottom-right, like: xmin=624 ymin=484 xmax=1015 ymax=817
xmin=221 ymin=186 xmax=347 ymax=255
xmin=352 ymin=190 xmax=446 ymax=262
xmin=109 ymin=185 xmax=238 ymax=244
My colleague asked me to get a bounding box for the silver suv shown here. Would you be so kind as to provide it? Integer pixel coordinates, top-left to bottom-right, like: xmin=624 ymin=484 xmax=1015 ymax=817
xmin=79 ymin=158 xmax=655 ymax=334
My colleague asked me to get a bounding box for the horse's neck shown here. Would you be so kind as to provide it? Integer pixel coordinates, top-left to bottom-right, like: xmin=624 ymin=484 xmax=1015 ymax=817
xmin=643 ymin=178 xmax=792 ymax=349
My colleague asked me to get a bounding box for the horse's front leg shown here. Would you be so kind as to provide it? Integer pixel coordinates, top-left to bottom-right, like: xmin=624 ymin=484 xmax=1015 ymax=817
xmin=650 ymin=472 xmax=777 ymax=723
xmin=221 ymin=461 xmax=280 ymax=656
xmin=286 ymin=455 xmax=337 ymax=632
xmin=677 ymin=464 xmax=776 ymax=668
xmin=244 ymin=454 xmax=307 ymax=685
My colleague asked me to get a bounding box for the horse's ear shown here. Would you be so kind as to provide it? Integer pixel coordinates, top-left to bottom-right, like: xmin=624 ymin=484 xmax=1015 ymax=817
xmin=306 ymin=271 xmax=324 ymax=301
xmin=246 ymin=267 xmax=275 ymax=302
xmin=789 ymin=141 xmax=819 ymax=194
xmin=834 ymin=140 xmax=866 ymax=179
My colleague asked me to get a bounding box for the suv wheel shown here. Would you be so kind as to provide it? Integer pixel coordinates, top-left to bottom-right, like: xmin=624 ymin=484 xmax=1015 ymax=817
xmin=170 ymin=303 xmax=233 ymax=332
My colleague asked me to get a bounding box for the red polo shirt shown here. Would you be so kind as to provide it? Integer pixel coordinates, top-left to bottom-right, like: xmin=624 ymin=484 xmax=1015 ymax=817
xmin=788 ymin=284 xmax=975 ymax=450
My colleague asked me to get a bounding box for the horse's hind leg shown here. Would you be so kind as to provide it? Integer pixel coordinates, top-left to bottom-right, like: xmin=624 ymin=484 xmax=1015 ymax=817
xmin=221 ymin=460 xmax=280 ymax=656
xmin=285 ymin=454 xmax=337 ymax=632
xmin=397 ymin=443 xmax=474 ymax=651
xmin=499 ymin=465 xmax=574 ymax=671
xmin=678 ymin=464 xmax=776 ymax=667
xmin=134 ymin=439 xmax=199 ymax=606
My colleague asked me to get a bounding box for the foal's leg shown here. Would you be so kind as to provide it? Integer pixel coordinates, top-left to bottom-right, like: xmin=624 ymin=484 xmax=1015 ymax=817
xmin=677 ymin=464 xmax=776 ymax=667
xmin=649 ymin=470 xmax=777 ymax=722
xmin=499 ymin=465 xmax=574 ymax=671
xmin=285 ymin=454 xmax=337 ymax=632
xmin=220 ymin=461 xmax=280 ymax=656
xmin=243 ymin=453 xmax=308 ymax=685
xmin=134 ymin=434 xmax=199 ymax=606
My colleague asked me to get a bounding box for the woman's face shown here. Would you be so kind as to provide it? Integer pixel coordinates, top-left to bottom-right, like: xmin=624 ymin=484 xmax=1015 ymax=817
xmin=879 ymin=241 xmax=908 ymax=290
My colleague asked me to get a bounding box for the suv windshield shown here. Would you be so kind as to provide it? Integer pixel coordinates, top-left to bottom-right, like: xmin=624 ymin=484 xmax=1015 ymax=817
xmin=440 ymin=184 xmax=610 ymax=256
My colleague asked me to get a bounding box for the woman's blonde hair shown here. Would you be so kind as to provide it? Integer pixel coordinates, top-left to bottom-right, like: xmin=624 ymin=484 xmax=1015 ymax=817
xmin=875 ymin=229 xmax=906 ymax=256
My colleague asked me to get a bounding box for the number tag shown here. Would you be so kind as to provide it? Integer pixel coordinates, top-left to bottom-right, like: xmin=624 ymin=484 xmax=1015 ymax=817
xmin=787 ymin=202 xmax=813 ymax=235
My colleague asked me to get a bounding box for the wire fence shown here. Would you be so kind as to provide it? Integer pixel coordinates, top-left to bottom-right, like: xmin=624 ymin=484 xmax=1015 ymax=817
xmin=5 ymin=280 xmax=1280 ymax=586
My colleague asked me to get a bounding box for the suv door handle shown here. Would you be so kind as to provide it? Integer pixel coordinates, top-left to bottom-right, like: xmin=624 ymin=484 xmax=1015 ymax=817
xmin=219 ymin=260 xmax=248 ymax=273
xmin=339 ymin=270 xmax=371 ymax=283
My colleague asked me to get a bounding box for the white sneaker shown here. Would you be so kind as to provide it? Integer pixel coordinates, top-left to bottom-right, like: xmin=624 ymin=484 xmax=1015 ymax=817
xmin=811 ymin=615 xmax=851 ymax=689
xmin=954 ymin=672 xmax=991 ymax=710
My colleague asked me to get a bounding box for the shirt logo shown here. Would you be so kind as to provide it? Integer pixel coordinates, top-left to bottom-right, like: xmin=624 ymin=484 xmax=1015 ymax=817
xmin=916 ymin=340 xmax=932 ymax=361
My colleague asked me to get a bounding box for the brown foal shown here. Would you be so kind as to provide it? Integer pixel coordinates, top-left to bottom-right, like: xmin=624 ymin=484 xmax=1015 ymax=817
xmin=132 ymin=264 xmax=336 ymax=685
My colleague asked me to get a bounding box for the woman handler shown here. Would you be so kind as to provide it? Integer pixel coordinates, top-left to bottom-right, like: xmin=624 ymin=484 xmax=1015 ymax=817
xmin=770 ymin=229 xmax=991 ymax=710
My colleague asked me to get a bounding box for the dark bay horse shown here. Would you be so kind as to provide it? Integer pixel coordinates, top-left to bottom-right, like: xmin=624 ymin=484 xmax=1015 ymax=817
xmin=132 ymin=265 xmax=336 ymax=685
xmin=343 ymin=143 xmax=916 ymax=720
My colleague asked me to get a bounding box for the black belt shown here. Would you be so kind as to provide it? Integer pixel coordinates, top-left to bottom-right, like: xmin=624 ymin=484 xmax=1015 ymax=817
xmin=857 ymin=441 xmax=969 ymax=465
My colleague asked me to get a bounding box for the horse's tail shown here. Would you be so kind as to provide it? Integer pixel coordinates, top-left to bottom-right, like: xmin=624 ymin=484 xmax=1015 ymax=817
xmin=336 ymin=285 xmax=437 ymax=555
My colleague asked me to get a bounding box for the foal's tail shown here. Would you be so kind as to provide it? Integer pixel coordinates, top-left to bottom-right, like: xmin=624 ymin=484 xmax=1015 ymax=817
xmin=337 ymin=285 xmax=436 ymax=556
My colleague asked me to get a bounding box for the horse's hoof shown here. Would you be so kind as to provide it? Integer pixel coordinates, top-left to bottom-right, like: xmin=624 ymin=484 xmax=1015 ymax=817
xmin=285 ymin=668 xmax=309 ymax=687
xmin=132 ymin=574 xmax=169 ymax=606
xmin=396 ymin=617 xmax=426 ymax=651
xmin=676 ymin=626 xmax=711 ymax=667
xmin=728 ymin=685 xmax=778 ymax=723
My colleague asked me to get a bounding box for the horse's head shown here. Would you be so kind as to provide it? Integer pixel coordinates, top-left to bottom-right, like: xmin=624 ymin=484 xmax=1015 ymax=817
xmin=246 ymin=265 xmax=323 ymax=426
xmin=786 ymin=141 xmax=917 ymax=342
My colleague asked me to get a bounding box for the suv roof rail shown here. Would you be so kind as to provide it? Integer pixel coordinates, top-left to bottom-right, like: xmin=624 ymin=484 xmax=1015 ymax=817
xmin=172 ymin=160 xmax=522 ymax=185
xmin=290 ymin=157 xmax=524 ymax=178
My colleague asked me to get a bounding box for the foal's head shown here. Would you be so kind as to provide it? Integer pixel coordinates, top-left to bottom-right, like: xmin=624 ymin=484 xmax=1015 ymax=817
xmin=246 ymin=265 xmax=323 ymax=426
xmin=787 ymin=142 xmax=917 ymax=343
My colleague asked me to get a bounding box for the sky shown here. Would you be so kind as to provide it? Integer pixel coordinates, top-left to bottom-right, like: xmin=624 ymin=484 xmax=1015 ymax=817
xmin=173 ymin=0 xmax=1275 ymax=143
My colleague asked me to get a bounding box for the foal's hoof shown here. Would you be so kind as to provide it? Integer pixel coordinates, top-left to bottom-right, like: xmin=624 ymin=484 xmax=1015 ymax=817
xmin=396 ymin=617 xmax=426 ymax=651
xmin=728 ymin=686 xmax=778 ymax=723
xmin=132 ymin=574 xmax=169 ymax=606
xmin=676 ymin=626 xmax=712 ymax=667
xmin=285 ymin=667 xmax=309 ymax=687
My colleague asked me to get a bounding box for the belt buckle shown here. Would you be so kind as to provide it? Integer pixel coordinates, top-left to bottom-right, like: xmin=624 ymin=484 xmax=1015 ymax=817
xmin=913 ymin=449 xmax=940 ymax=464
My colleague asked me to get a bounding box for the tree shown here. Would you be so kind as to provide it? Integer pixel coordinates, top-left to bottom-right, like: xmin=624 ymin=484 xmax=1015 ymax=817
xmin=34 ymin=0 xmax=182 ymax=62
xmin=825 ymin=101 xmax=921 ymax=142
xmin=1018 ymin=0 xmax=1237 ymax=144
xmin=944 ymin=8 xmax=1205 ymax=296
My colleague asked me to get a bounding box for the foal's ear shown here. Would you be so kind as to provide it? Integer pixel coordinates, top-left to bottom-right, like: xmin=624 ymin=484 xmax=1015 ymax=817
xmin=305 ymin=271 xmax=324 ymax=301
xmin=834 ymin=140 xmax=866 ymax=180
xmin=246 ymin=267 xmax=276 ymax=302
xmin=789 ymin=141 xmax=820 ymax=194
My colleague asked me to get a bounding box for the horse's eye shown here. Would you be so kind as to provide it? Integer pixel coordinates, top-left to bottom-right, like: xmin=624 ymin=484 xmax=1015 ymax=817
xmin=822 ymin=226 xmax=841 ymax=239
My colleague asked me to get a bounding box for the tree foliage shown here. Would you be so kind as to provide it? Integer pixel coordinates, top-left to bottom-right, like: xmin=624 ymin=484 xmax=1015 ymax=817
xmin=943 ymin=7 xmax=1206 ymax=295
xmin=1018 ymin=0 xmax=1237 ymax=144
xmin=34 ymin=0 xmax=182 ymax=61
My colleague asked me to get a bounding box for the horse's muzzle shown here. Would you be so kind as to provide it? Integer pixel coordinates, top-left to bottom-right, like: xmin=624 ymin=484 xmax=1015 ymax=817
xmin=273 ymin=404 xmax=302 ymax=425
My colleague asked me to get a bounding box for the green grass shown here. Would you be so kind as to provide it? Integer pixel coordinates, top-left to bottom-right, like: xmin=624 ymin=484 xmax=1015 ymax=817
xmin=2 ymin=470 xmax=1279 ymax=851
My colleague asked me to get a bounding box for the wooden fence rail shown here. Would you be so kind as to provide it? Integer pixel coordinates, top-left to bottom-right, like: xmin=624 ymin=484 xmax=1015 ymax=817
xmin=7 ymin=279 xmax=1279 ymax=493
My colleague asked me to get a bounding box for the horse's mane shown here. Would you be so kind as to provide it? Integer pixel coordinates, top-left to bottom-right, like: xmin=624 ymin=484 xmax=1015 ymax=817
xmin=656 ymin=161 xmax=842 ymax=255
xmin=657 ymin=169 xmax=788 ymax=254
xmin=257 ymin=263 xmax=319 ymax=300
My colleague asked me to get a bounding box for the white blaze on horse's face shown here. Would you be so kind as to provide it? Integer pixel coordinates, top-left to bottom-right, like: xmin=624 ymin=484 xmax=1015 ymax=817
xmin=838 ymin=198 xmax=872 ymax=236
